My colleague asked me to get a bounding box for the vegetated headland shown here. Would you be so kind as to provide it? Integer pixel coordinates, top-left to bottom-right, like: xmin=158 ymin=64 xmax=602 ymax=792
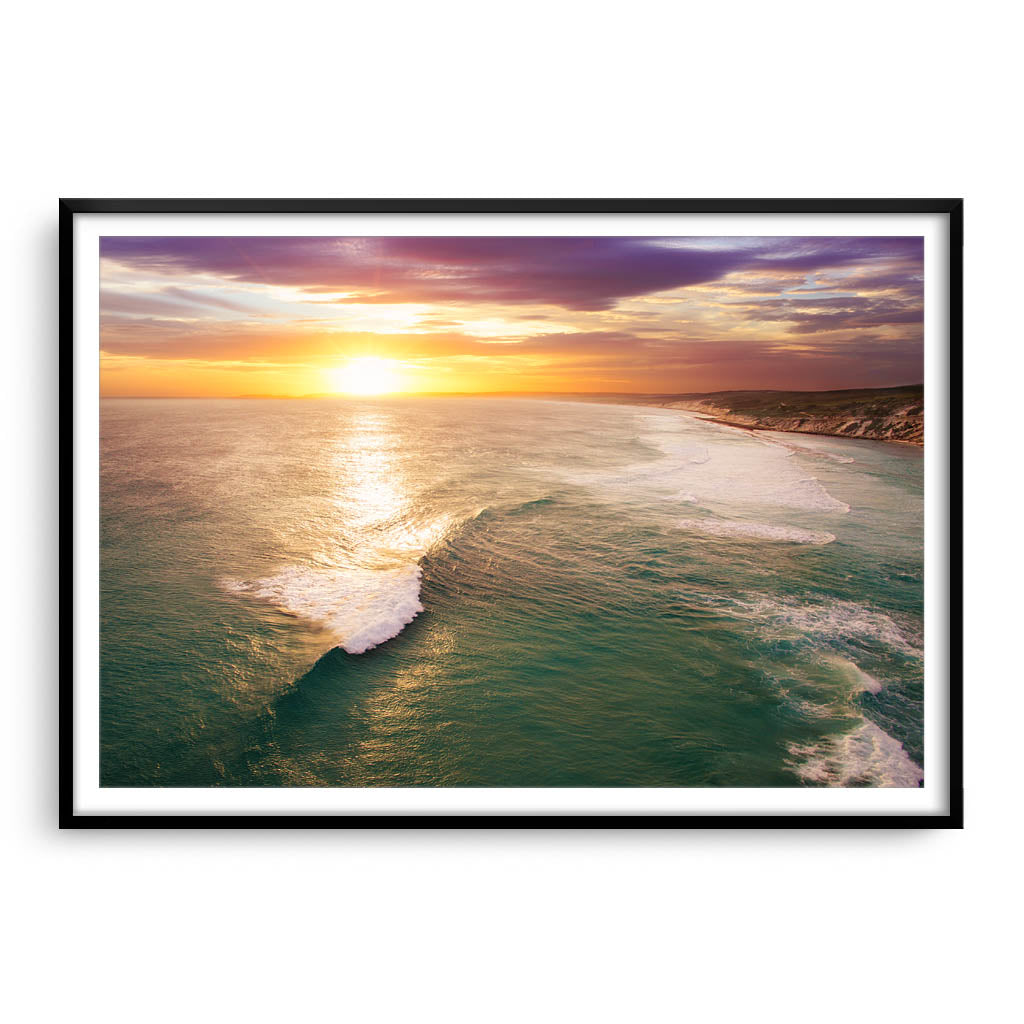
xmin=579 ymin=385 xmax=924 ymax=445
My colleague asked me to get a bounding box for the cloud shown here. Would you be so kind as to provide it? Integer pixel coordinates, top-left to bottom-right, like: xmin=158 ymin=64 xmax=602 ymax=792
xmin=99 ymin=235 xmax=925 ymax=392
xmin=100 ymin=235 xmax=924 ymax=313
xmin=99 ymin=317 xmax=920 ymax=376
xmin=99 ymin=285 xmax=262 ymax=318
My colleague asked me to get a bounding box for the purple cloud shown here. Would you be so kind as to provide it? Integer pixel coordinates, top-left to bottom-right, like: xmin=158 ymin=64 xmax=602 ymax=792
xmin=100 ymin=235 xmax=923 ymax=312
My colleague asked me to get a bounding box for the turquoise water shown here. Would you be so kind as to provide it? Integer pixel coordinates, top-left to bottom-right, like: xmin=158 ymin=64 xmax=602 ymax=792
xmin=100 ymin=397 xmax=924 ymax=788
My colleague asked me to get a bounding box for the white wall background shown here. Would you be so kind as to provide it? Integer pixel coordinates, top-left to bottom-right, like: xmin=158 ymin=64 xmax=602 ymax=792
xmin=4 ymin=2 xmax=1017 ymax=1021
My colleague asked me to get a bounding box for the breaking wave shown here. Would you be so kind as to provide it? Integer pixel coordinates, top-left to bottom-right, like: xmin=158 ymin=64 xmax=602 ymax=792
xmin=786 ymin=720 xmax=923 ymax=788
xmin=824 ymin=654 xmax=884 ymax=694
xmin=724 ymin=594 xmax=923 ymax=659
xmin=223 ymin=563 xmax=424 ymax=655
xmin=753 ymin=433 xmax=857 ymax=463
xmin=563 ymin=411 xmax=850 ymax=513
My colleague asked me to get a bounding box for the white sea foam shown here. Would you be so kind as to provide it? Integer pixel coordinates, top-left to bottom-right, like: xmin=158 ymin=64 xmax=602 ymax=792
xmin=824 ymin=655 xmax=884 ymax=693
xmin=752 ymin=435 xmax=797 ymax=457
xmin=221 ymin=505 xmax=477 ymax=655
xmin=794 ymin=446 xmax=855 ymax=464
xmin=224 ymin=563 xmax=424 ymax=654
xmin=727 ymin=595 xmax=923 ymax=659
xmin=754 ymin=433 xmax=856 ymax=463
xmin=677 ymin=518 xmax=836 ymax=545
xmin=563 ymin=411 xmax=850 ymax=514
xmin=787 ymin=720 xmax=923 ymax=787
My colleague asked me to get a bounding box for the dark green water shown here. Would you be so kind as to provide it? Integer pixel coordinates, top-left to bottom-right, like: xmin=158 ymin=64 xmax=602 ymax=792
xmin=100 ymin=397 xmax=924 ymax=787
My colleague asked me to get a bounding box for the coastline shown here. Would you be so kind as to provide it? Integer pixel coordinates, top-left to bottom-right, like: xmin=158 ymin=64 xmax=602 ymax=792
xmin=562 ymin=387 xmax=924 ymax=447
xmin=657 ymin=406 xmax=924 ymax=447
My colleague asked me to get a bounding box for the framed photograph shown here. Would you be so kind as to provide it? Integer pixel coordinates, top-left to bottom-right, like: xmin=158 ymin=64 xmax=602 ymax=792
xmin=62 ymin=198 xmax=962 ymax=827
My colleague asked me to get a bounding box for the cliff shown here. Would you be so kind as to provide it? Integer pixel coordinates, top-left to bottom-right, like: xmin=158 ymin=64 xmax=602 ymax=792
xmin=640 ymin=386 xmax=924 ymax=445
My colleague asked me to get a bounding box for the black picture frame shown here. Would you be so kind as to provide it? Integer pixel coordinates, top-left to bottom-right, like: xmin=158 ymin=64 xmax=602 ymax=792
xmin=60 ymin=197 xmax=963 ymax=829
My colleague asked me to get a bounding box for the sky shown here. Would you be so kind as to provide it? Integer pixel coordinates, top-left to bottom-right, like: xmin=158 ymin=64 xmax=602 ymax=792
xmin=99 ymin=235 xmax=924 ymax=396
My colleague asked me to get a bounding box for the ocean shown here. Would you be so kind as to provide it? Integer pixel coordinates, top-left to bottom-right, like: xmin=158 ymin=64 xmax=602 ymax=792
xmin=99 ymin=397 xmax=924 ymax=788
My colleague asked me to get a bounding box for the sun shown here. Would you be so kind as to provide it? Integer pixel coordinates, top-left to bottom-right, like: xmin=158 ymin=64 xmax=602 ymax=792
xmin=326 ymin=357 xmax=402 ymax=395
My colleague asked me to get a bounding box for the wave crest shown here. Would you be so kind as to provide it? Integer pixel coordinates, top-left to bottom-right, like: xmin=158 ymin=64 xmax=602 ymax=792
xmin=787 ymin=721 xmax=923 ymax=788
xmin=224 ymin=563 xmax=424 ymax=654
xmin=722 ymin=595 xmax=923 ymax=659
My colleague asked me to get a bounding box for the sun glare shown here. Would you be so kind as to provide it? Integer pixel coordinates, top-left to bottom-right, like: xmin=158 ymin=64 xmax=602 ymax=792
xmin=327 ymin=357 xmax=402 ymax=395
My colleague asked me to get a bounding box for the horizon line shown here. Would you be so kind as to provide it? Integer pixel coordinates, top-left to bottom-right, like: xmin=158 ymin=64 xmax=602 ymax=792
xmin=99 ymin=383 xmax=925 ymax=400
